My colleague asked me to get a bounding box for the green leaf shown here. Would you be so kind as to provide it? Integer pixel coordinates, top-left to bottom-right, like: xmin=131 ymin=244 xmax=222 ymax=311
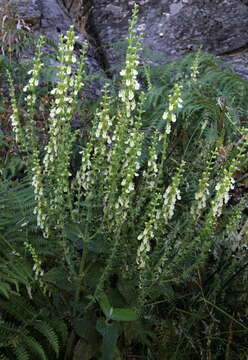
xmin=109 ymin=308 xmax=138 ymax=322
xmin=32 ymin=322 xmax=59 ymax=357
xmin=74 ymin=318 xmax=97 ymax=342
xmin=96 ymin=318 xmax=121 ymax=360
xmin=43 ymin=267 xmax=75 ymax=292
xmin=97 ymin=292 xmax=111 ymax=318
xmin=106 ymin=288 xmax=125 ymax=308
xmin=73 ymin=339 xmax=97 ymax=360
xmin=0 ymin=283 xmax=11 ymax=299
xmin=97 ymin=293 xmax=138 ymax=322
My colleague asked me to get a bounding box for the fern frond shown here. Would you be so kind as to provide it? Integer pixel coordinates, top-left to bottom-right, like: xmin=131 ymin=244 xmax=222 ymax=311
xmin=23 ymin=336 xmax=47 ymax=360
xmin=49 ymin=319 xmax=68 ymax=347
xmin=0 ymin=297 xmax=37 ymax=326
xmin=13 ymin=345 xmax=30 ymax=360
xmin=0 ymin=283 xmax=12 ymax=299
xmin=0 ymin=320 xmax=21 ymax=341
xmin=32 ymin=322 xmax=59 ymax=358
xmin=0 ymin=354 xmax=9 ymax=360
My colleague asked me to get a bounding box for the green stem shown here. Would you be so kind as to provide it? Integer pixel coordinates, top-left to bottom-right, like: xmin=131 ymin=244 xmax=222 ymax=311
xmin=73 ymin=194 xmax=92 ymax=317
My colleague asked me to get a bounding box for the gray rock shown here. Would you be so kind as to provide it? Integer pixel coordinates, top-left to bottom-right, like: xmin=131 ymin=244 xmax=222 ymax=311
xmin=87 ymin=0 xmax=248 ymax=78
xmin=38 ymin=0 xmax=73 ymax=40
xmin=220 ymin=50 xmax=248 ymax=80
xmin=6 ymin=0 xmax=41 ymax=29
xmin=9 ymin=0 xmax=248 ymax=84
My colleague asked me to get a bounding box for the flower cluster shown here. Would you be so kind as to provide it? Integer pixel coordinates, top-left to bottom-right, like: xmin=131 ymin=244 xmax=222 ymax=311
xmin=9 ymin=37 xmax=45 ymax=148
xmin=74 ymin=85 xmax=113 ymax=223
xmin=95 ymin=87 xmax=113 ymax=143
xmin=202 ymin=132 xmax=247 ymax=240
xmin=23 ymin=37 xmax=45 ymax=157
xmin=8 ymin=73 xmax=24 ymax=145
xmin=44 ymin=28 xmax=86 ymax=175
xmin=158 ymin=83 xmax=183 ymax=184
xmin=191 ymin=151 xmax=217 ymax=219
xmin=115 ymin=121 xmax=143 ymax=221
xmin=41 ymin=28 xmax=87 ymax=233
xmin=135 ymin=133 xmax=161 ymax=270
xmin=118 ymin=4 xmax=141 ymax=119
xmin=9 ymin=37 xmax=47 ymax=233
xmin=161 ymin=83 xmax=183 ymax=136
xmin=23 ymin=37 xmax=44 ymax=96
xmin=211 ymin=129 xmax=248 ymax=221
xmin=105 ymin=93 xmax=144 ymax=229
xmin=224 ymin=200 xmax=246 ymax=252
xmin=212 ymin=169 xmax=235 ymax=218
xmin=76 ymin=141 xmax=94 ymax=194
xmin=136 ymin=83 xmax=184 ymax=274
xmin=136 ymin=162 xmax=185 ymax=271
xmin=136 ymin=193 xmax=162 ymax=269
xmin=133 ymin=131 xmax=160 ymax=229
xmin=194 ymin=186 xmax=209 ymax=210
xmin=24 ymin=241 xmax=44 ymax=280
xmin=102 ymin=10 xmax=143 ymax=227
xmin=190 ymin=48 xmax=201 ymax=82
xmin=162 ymin=162 xmax=184 ymax=222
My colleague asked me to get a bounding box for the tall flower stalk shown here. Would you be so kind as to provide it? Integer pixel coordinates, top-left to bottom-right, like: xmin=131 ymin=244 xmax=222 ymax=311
xmin=9 ymin=37 xmax=46 ymax=232
xmin=42 ymin=28 xmax=87 ymax=235
xmin=88 ymin=4 xmax=144 ymax=301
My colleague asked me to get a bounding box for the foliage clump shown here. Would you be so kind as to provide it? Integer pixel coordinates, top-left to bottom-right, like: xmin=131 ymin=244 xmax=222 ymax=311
xmin=1 ymin=4 xmax=248 ymax=359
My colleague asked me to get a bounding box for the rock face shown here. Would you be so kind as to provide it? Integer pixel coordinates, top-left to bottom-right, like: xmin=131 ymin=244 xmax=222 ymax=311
xmin=10 ymin=0 xmax=41 ymax=29
xmin=11 ymin=0 xmax=248 ymax=80
xmin=87 ymin=0 xmax=248 ymax=78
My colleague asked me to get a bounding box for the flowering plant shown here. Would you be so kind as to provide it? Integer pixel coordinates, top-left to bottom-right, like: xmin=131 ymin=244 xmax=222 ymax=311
xmin=7 ymin=3 xmax=248 ymax=359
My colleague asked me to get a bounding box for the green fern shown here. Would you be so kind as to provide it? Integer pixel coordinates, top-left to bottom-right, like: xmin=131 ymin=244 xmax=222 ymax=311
xmin=32 ymin=322 xmax=59 ymax=358
xmin=0 ymin=283 xmax=12 ymax=299
xmin=48 ymin=320 xmax=68 ymax=349
xmin=0 ymin=178 xmax=67 ymax=359
xmin=13 ymin=345 xmax=30 ymax=360
xmin=0 ymin=298 xmax=66 ymax=359
xmin=0 ymin=354 xmax=9 ymax=360
xmin=23 ymin=337 xmax=47 ymax=360
xmin=141 ymin=51 xmax=248 ymax=157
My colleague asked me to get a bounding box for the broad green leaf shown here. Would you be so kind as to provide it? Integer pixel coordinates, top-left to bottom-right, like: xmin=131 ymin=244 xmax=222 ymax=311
xmin=97 ymin=293 xmax=138 ymax=322
xmin=110 ymin=308 xmax=138 ymax=322
xmin=96 ymin=318 xmax=121 ymax=360
xmin=74 ymin=318 xmax=97 ymax=341
xmin=97 ymin=292 xmax=111 ymax=318
xmin=43 ymin=268 xmax=75 ymax=292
